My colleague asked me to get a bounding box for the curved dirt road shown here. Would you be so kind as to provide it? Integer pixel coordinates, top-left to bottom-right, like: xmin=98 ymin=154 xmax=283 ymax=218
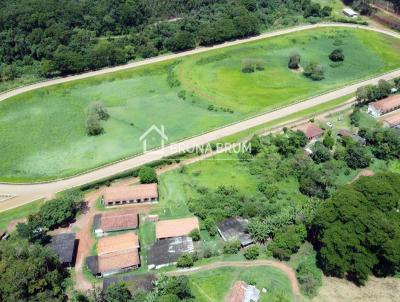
xmin=165 ymin=260 xmax=301 ymax=300
xmin=1 ymin=23 xmax=400 ymax=211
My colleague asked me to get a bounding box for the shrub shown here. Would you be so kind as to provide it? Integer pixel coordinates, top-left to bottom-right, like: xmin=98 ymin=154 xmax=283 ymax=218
xmin=177 ymin=253 xmax=194 ymax=268
xmin=329 ymin=49 xmax=344 ymax=62
xmin=223 ymin=240 xmax=241 ymax=254
xmin=268 ymin=224 xmax=306 ymax=261
xmin=241 ymin=59 xmax=255 ymax=73
xmin=296 ymin=261 xmax=322 ymax=297
xmin=304 ymin=62 xmax=324 ymax=81
xmin=85 ymin=112 xmax=103 ymax=136
xmin=189 ymin=229 xmax=201 ymax=241
xmin=244 ymin=245 xmax=260 ymax=260
xmin=288 ymin=52 xmax=301 ymax=69
xmin=138 ymin=166 xmax=158 ymax=183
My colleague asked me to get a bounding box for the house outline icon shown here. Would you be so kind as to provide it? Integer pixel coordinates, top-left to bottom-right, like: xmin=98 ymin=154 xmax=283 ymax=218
xmin=139 ymin=125 xmax=168 ymax=152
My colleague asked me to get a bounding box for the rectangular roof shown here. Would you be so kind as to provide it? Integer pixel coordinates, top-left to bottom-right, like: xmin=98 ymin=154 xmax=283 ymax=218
xmin=94 ymin=209 xmax=138 ymax=232
xmin=217 ymin=218 xmax=253 ymax=246
xmin=103 ymin=183 xmax=158 ymax=202
xmin=294 ymin=123 xmax=324 ymax=140
xmin=382 ymin=111 xmax=400 ymax=127
xmin=98 ymin=249 xmax=140 ymax=273
xmin=370 ymin=95 xmax=400 ymax=113
xmin=49 ymin=233 xmax=76 ymax=264
xmin=156 ymin=217 xmax=199 ymax=239
xmin=148 ymin=236 xmax=194 ymax=267
xmin=98 ymin=232 xmax=139 ymax=255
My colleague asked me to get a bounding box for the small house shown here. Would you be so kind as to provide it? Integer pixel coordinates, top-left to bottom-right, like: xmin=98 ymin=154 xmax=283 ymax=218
xmin=295 ymin=123 xmax=324 ymax=141
xmin=217 ymin=218 xmax=253 ymax=247
xmin=368 ymin=95 xmax=400 ymax=117
xmin=147 ymin=236 xmax=194 ymax=269
xmin=156 ymin=217 xmax=199 ymax=240
xmin=102 ymin=183 xmax=158 ymax=206
xmin=49 ymin=233 xmax=78 ymax=267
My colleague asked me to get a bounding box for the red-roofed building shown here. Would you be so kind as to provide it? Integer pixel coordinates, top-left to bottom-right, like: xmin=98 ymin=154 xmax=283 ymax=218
xmin=381 ymin=111 xmax=400 ymax=128
xmin=93 ymin=209 xmax=138 ymax=236
xmin=102 ymin=183 xmax=158 ymax=206
xmin=295 ymin=123 xmax=324 ymax=141
xmin=368 ymin=94 xmax=400 ymax=117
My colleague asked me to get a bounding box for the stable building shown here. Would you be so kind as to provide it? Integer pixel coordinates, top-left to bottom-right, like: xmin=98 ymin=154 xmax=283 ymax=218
xmin=295 ymin=123 xmax=324 ymax=141
xmin=381 ymin=111 xmax=400 ymax=128
xmin=86 ymin=232 xmax=140 ymax=277
xmin=147 ymin=236 xmax=194 ymax=269
xmin=217 ymin=217 xmax=253 ymax=247
xmin=156 ymin=217 xmax=199 ymax=240
xmin=368 ymin=95 xmax=400 ymax=117
xmin=49 ymin=233 xmax=78 ymax=267
xmin=102 ymin=183 xmax=158 ymax=206
xmin=93 ymin=209 xmax=138 ymax=236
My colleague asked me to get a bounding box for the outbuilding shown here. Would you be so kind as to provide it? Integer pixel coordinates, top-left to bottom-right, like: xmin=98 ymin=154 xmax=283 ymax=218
xmin=381 ymin=111 xmax=400 ymax=128
xmin=368 ymin=95 xmax=400 ymax=117
xmin=49 ymin=233 xmax=78 ymax=267
xmin=217 ymin=217 xmax=253 ymax=247
xmin=147 ymin=236 xmax=194 ymax=269
xmin=103 ymin=183 xmax=158 ymax=206
xmin=294 ymin=123 xmax=324 ymax=141
xmin=156 ymin=217 xmax=199 ymax=240
xmin=93 ymin=209 xmax=138 ymax=236
xmin=343 ymin=8 xmax=358 ymax=18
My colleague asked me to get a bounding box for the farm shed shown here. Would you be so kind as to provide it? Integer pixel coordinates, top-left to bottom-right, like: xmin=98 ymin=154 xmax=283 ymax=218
xmin=381 ymin=111 xmax=400 ymax=128
xmin=368 ymin=94 xmax=400 ymax=117
xmin=147 ymin=236 xmax=194 ymax=269
xmin=93 ymin=209 xmax=138 ymax=236
xmin=217 ymin=217 xmax=253 ymax=247
xmin=103 ymin=183 xmax=158 ymax=206
xmin=49 ymin=233 xmax=77 ymax=267
xmin=156 ymin=217 xmax=199 ymax=240
xmin=343 ymin=8 xmax=358 ymax=18
xmin=227 ymin=281 xmax=260 ymax=302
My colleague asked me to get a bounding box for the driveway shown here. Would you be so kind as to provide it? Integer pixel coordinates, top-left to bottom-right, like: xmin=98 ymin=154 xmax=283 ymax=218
xmin=0 ymin=24 xmax=400 ymax=211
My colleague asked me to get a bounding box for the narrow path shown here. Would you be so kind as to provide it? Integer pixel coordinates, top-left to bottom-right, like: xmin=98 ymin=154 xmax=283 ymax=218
xmin=165 ymin=260 xmax=301 ymax=299
xmin=1 ymin=24 xmax=400 ymax=211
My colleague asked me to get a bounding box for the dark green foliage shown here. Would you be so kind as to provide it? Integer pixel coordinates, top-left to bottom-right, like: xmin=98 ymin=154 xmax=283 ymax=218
xmin=88 ymin=101 xmax=109 ymax=121
xmin=299 ymin=165 xmax=335 ymax=199
xmin=0 ymin=240 xmax=68 ymax=302
xmin=223 ymin=240 xmax=241 ymax=254
xmin=86 ymin=111 xmax=104 ymax=136
xmin=311 ymin=172 xmax=400 ymax=284
xmin=356 ymin=80 xmax=393 ymax=103
xmin=189 ymin=229 xmax=200 ymax=241
xmin=272 ymin=130 xmax=308 ymax=157
xmin=311 ymin=141 xmax=331 ymax=164
xmin=104 ymin=282 xmax=131 ymax=302
xmin=156 ymin=275 xmax=193 ymax=301
xmin=244 ymin=245 xmax=260 ymax=260
xmin=176 ymin=253 xmax=194 ymax=268
xmin=288 ymin=52 xmax=301 ymax=69
xmin=350 ymin=108 xmax=361 ymax=126
xmin=249 ymin=135 xmax=263 ymax=155
xmin=344 ymin=143 xmax=372 ymax=169
xmin=268 ymin=224 xmax=307 ymax=260
xmin=329 ymin=49 xmax=344 ymax=62
xmin=394 ymin=77 xmax=400 ymax=88
xmin=304 ymin=62 xmax=324 ymax=81
xmin=166 ymin=31 xmax=196 ymax=52
xmin=296 ymin=260 xmax=322 ymax=297
xmin=358 ymin=127 xmax=400 ymax=160
xmin=323 ymin=133 xmax=335 ymax=149
xmin=377 ymin=79 xmax=392 ymax=98
xmin=139 ymin=166 xmax=158 ymax=183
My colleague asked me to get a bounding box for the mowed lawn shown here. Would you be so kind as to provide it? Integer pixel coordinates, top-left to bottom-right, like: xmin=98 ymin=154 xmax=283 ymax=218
xmin=188 ymin=266 xmax=294 ymax=302
xmin=1 ymin=27 xmax=400 ymax=182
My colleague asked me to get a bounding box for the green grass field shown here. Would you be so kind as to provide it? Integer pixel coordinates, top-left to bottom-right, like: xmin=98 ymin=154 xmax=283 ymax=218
xmin=188 ymin=266 xmax=293 ymax=302
xmin=1 ymin=27 xmax=400 ymax=182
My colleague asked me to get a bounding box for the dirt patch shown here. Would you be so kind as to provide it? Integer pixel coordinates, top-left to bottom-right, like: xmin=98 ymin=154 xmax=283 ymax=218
xmin=313 ymin=276 xmax=400 ymax=302
xmin=351 ymin=169 xmax=375 ymax=183
xmin=6 ymin=218 xmax=26 ymax=232
xmin=290 ymin=65 xmax=304 ymax=74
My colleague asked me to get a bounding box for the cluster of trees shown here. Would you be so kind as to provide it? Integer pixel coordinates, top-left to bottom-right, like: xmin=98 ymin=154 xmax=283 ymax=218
xmin=358 ymin=127 xmax=400 ymax=160
xmin=86 ymin=101 xmax=109 ymax=136
xmin=311 ymin=172 xmax=400 ymax=284
xmin=241 ymin=58 xmax=265 ymax=73
xmin=329 ymin=49 xmax=344 ymax=62
xmin=304 ymin=61 xmax=325 ymax=81
xmin=0 ymin=0 xmax=333 ymax=84
xmin=356 ymin=79 xmax=394 ymax=103
xmin=139 ymin=166 xmax=158 ymax=183
xmin=17 ymin=190 xmax=84 ymax=244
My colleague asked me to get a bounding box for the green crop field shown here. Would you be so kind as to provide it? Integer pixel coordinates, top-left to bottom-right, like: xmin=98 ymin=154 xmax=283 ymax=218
xmin=188 ymin=266 xmax=294 ymax=302
xmin=1 ymin=27 xmax=400 ymax=182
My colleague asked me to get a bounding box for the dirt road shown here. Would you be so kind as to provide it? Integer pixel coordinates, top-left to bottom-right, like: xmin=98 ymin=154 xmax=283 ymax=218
xmin=0 ymin=24 xmax=400 ymax=211
xmin=166 ymin=260 xmax=301 ymax=299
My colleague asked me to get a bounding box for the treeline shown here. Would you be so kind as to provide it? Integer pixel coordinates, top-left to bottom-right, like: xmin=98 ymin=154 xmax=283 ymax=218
xmin=0 ymin=0 xmax=333 ymax=82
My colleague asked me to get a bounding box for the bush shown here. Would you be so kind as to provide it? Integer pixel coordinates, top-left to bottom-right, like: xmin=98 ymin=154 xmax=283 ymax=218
xmin=176 ymin=253 xmax=194 ymax=268
xmin=223 ymin=240 xmax=241 ymax=254
xmin=86 ymin=112 xmax=103 ymax=136
xmin=138 ymin=166 xmax=158 ymax=184
xmin=268 ymin=224 xmax=306 ymax=261
xmin=189 ymin=229 xmax=200 ymax=241
xmin=296 ymin=261 xmax=322 ymax=297
xmin=244 ymin=245 xmax=260 ymax=260
xmin=288 ymin=52 xmax=301 ymax=69
xmin=329 ymin=49 xmax=344 ymax=62
xmin=304 ymin=62 xmax=324 ymax=81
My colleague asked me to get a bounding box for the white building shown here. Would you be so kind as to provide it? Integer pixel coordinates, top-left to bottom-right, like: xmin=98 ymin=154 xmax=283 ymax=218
xmin=343 ymin=8 xmax=358 ymax=18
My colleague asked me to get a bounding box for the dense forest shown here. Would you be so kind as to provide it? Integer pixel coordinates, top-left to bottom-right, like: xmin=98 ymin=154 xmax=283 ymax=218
xmin=0 ymin=0 xmax=334 ymax=86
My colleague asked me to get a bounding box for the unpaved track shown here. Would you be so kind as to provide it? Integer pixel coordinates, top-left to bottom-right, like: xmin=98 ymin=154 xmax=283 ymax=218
xmin=165 ymin=260 xmax=301 ymax=299
xmin=1 ymin=24 xmax=400 ymax=211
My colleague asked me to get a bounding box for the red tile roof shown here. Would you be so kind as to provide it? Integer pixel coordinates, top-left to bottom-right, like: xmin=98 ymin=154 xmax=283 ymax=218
xmin=382 ymin=111 xmax=400 ymax=127
xmin=98 ymin=249 xmax=140 ymax=272
xmin=370 ymin=94 xmax=400 ymax=114
xmin=103 ymin=183 xmax=158 ymax=203
xmin=97 ymin=209 xmax=138 ymax=232
xmin=98 ymin=232 xmax=139 ymax=255
xmin=156 ymin=217 xmax=199 ymax=239
xmin=295 ymin=123 xmax=324 ymax=140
